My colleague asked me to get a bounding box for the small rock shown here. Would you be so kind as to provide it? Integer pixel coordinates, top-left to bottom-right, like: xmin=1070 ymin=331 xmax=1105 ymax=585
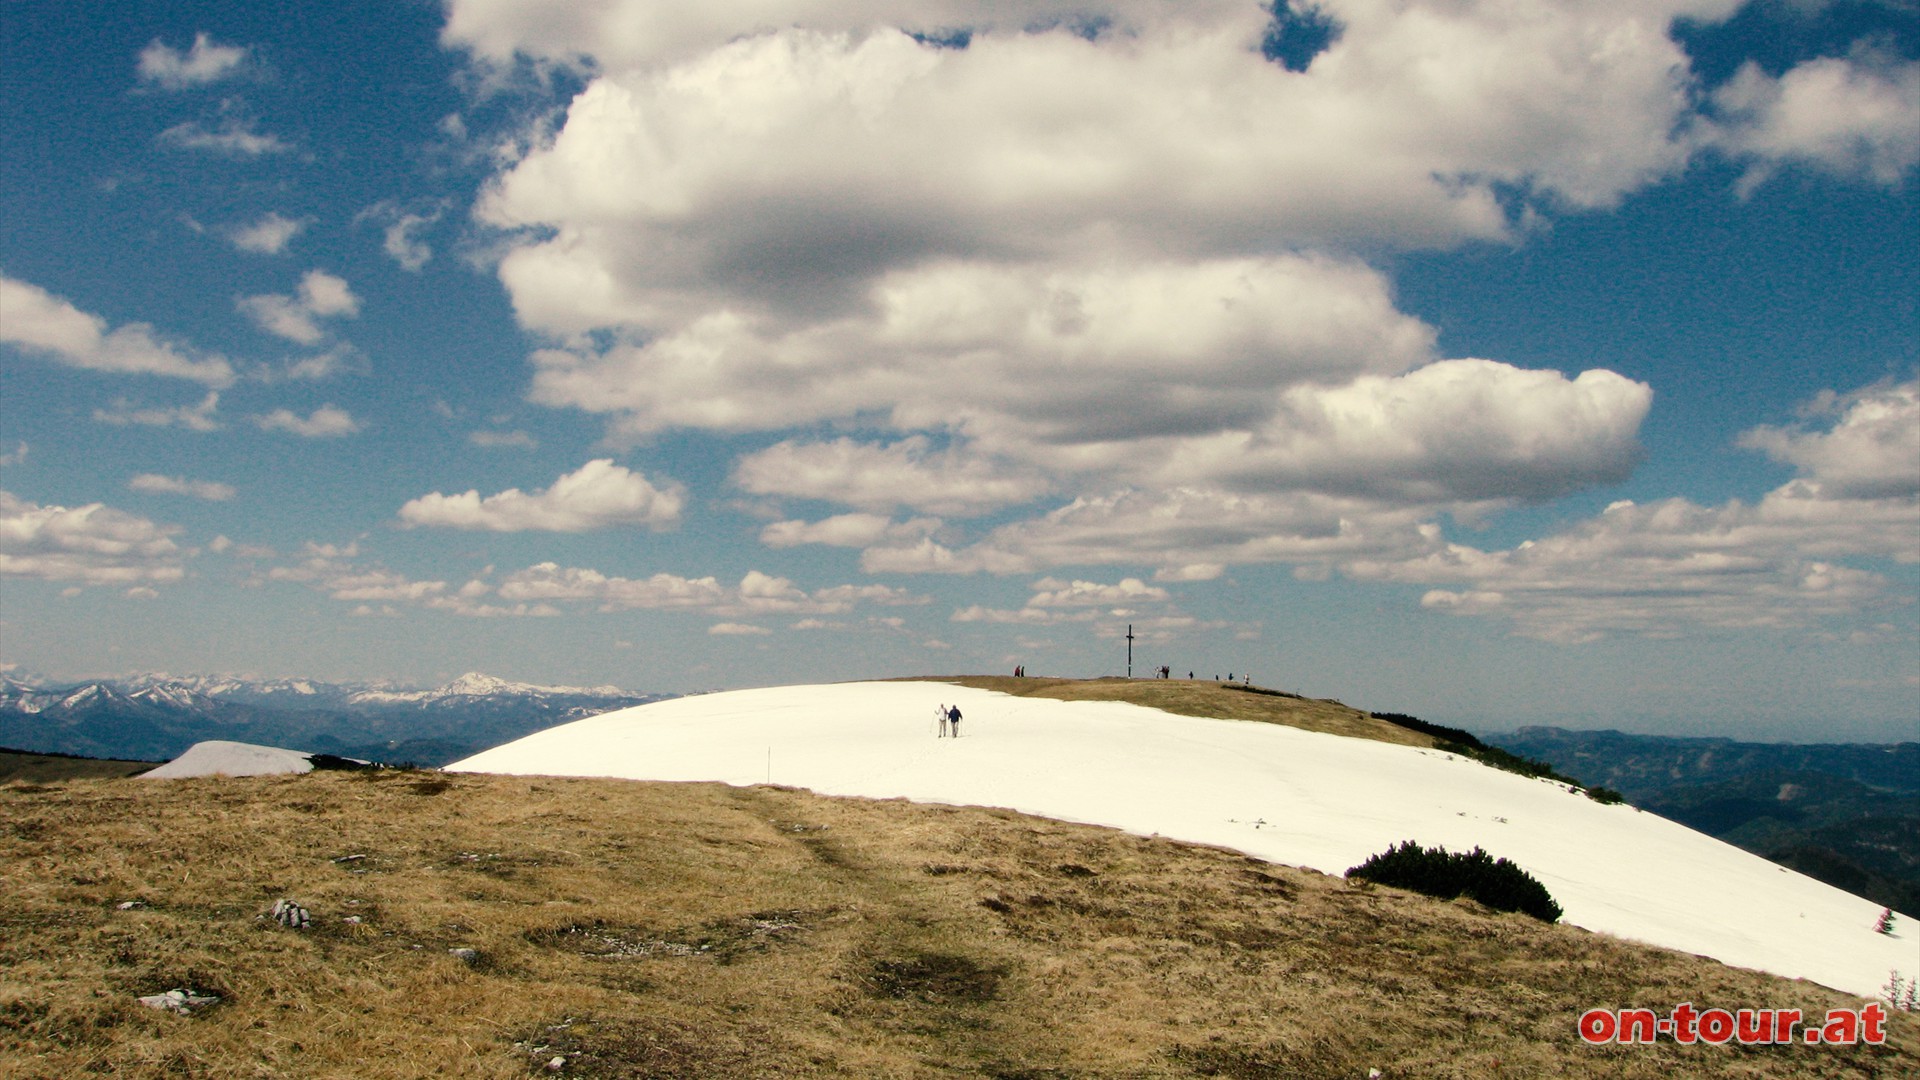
xmin=116 ymin=900 xmax=145 ymax=910
xmin=546 ymin=1056 xmax=567 ymax=1071
xmin=269 ymin=899 xmax=311 ymax=929
xmin=331 ymin=853 xmax=367 ymax=864
xmin=342 ymin=915 xmax=364 ymax=925
xmin=449 ymin=947 xmax=481 ymax=965
xmin=137 ymin=988 xmax=219 ymax=1015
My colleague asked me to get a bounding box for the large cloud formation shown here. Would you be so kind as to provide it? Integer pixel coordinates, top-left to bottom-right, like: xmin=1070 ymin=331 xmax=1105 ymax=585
xmin=1342 ymin=379 xmax=1920 ymax=642
xmin=444 ymin=0 xmax=1917 ymax=612
xmin=0 ymin=491 xmax=187 ymax=588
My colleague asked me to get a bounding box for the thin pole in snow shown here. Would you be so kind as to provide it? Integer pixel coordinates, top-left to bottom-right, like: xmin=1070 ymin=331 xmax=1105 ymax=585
xmin=1126 ymin=623 xmax=1135 ymax=678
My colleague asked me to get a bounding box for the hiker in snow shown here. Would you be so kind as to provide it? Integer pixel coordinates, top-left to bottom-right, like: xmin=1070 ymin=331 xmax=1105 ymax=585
xmin=936 ymin=703 xmax=949 ymax=737
xmin=947 ymin=704 xmax=962 ymax=738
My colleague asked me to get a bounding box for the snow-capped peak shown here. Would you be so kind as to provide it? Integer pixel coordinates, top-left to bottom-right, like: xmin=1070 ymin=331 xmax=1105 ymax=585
xmin=440 ymin=672 xmax=518 ymax=697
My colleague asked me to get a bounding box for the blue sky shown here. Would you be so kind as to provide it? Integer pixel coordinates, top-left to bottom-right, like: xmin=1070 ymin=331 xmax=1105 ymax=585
xmin=3 ymin=0 xmax=1916 ymax=741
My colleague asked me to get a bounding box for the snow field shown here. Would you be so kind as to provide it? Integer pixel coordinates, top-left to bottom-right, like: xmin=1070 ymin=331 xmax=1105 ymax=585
xmin=446 ymin=681 xmax=1914 ymax=999
xmin=141 ymin=740 xmax=318 ymax=778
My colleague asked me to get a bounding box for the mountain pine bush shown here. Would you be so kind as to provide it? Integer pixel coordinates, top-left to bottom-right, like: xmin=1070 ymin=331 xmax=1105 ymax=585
xmin=1347 ymin=841 xmax=1563 ymax=923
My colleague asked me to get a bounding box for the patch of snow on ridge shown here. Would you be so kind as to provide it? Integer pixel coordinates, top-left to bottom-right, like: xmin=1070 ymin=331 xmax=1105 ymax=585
xmin=447 ymin=681 xmax=1913 ymax=999
xmin=141 ymin=740 xmax=318 ymax=778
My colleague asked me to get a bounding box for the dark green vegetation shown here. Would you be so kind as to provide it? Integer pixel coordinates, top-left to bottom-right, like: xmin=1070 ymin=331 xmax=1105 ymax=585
xmin=1371 ymin=712 xmax=1583 ymax=787
xmin=1348 ymin=841 xmax=1564 ymax=924
xmin=5 ymin=770 xmax=1912 ymax=1078
xmin=1489 ymin=728 xmax=1920 ymax=915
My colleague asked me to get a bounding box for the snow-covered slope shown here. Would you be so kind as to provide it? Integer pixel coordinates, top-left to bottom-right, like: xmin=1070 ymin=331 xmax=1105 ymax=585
xmin=140 ymin=740 xmax=321 ymax=778
xmin=448 ymin=681 xmax=1913 ymax=999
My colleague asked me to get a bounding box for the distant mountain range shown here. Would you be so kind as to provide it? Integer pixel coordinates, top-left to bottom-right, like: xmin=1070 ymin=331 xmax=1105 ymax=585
xmin=1485 ymin=726 xmax=1920 ymax=915
xmin=0 ymin=672 xmax=669 ymax=767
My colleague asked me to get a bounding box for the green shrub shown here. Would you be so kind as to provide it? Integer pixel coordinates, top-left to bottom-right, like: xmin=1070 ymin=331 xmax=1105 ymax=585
xmin=1347 ymin=841 xmax=1562 ymax=923
xmin=1372 ymin=712 xmax=1579 ymax=786
xmin=1585 ymin=786 xmax=1625 ymax=805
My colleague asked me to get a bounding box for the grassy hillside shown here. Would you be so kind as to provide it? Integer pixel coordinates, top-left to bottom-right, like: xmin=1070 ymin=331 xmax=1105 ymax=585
xmin=930 ymin=676 xmax=1439 ymax=749
xmin=3 ymin=769 xmax=1911 ymax=1078
xmin=0 ymin=747 xmax=159 ymax=782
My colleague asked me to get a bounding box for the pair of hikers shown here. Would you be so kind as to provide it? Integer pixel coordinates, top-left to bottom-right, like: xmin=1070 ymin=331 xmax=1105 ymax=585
xmin=933 ymin=703 xmax=963 ymax=738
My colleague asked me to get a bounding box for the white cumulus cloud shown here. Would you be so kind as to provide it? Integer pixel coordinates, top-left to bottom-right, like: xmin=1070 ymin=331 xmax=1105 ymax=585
xmin=1341 ymin=379 xmax=1920 ymax=641
xmin=398 ymin=459 xmax=684 ymax=532
xmin=1 ymin=275 xmax=234 ymax=386
xmin=253 ymin=405 xmax=361 ymax=438
xmin=238 ymin=270 xmax=361 ymax=344
xmin=0 ymin=490 xmax=187 ymax=587
xmin=1738 ymin=379 xmax=1920 ymax=500
xmin=137 ymin=32 xmax=248 ymax=89
xmin=227 ymin=212 xmax=305 ymax=255
xmin=736 ymin=436 xmax=1049 ymax=516
xmin=1712 ymin=51 xmax=1920 ymax=193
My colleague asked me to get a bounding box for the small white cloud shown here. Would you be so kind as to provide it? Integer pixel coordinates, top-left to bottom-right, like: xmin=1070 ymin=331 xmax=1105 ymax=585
xmin=297 ymin=270 xmax=360 ymax=317
xmin=237 ymin=294 xmax=323 ymax=344
xmin=227 ymin=212 xmax=305 ymax=255
xmin=1 ymin=276 xmax=234 ymax=386
xmin=239 ymin=270 xmax=360 ymax=344
xmin=358 ymin=200 xmax=449 ymax=272
xmin=281 ymin=345 xmax=366 ymax=382
xmin=137 ymin=32 xmax=247 ymax=89
xmin=0 ymin=442 xmax=25 ymax=467
xmin=157 ymin=118 xmax=289 ymax=156
xmin=709 ymin=622 xmax=772 ymax=636
xmin=95 ymin=392 xmax=222 ymax=432
xmin=759 ymin=512 xmax=940 ymax=549
xmin=1155 ymin=563 xmax=1223 ymax=582
xmin=253 ymin=405 xmax=361 ymax=438
xmin=1027 ymin=576 xmax=1169 ymax=608
xmin=399 ymin=459 xmax=683 ymax=532
xmin=128 ymin=474 xmax=236 ymax=501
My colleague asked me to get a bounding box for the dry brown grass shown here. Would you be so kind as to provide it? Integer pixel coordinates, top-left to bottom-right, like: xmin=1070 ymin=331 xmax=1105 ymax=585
xmin=2 ymin=770 xmax=1912 ymax=1078
xmin=928 ymin=676 xmax=1438 ymax=748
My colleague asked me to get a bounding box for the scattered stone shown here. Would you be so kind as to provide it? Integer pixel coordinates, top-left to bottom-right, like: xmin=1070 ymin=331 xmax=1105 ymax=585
xmin=342 ymin=915 xmax=364 ymax=925
xmin=449 ymin=947 xmax=481 ymax=965
xmin=546 ymin=1055 xmax=567 ymax=1071
xmin=269 ymin=899 xmax=311 ymax=929
xmin=137 ymin=989 xmax=219 ymax=1015
xmin=115 ymin=900 xmax=145 ymax=910
xmin=331 ymin=853 xmax=367 ymax=864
